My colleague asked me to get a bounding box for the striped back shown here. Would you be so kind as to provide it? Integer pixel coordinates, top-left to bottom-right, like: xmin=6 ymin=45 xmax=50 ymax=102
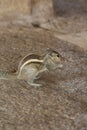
xmin=18 ymin=53 xmax=42 ymax=72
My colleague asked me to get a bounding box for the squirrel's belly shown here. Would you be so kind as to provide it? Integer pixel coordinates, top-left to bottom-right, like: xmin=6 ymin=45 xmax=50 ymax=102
xmin=17 ymin=66 xmax=38 ymax=80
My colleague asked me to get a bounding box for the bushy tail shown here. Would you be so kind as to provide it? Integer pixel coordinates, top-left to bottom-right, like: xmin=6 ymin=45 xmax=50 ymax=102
xmin=0 ymin=70 xmax=17 ymax=80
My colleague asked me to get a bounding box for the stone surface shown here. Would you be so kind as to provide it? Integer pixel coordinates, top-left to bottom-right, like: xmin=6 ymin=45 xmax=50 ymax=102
xmin=0 ymin=27 xmax=86 ymax=130
xmin=0 ymin=1 xmax=87 ymax=129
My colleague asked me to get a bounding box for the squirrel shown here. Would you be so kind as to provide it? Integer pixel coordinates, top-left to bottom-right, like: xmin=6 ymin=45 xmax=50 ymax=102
xmin=0 ymin=48 xmax=63 ymax=87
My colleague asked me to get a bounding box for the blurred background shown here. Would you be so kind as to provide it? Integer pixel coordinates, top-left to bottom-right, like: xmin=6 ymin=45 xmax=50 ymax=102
xmin=0 ymin=0 xmax=87 ymax=49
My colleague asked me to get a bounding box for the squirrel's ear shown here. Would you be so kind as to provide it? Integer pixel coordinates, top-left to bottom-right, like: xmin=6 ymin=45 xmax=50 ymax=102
xmin=46 ymin=48 xmax=51 ymax=51
xmin=42 ymin=48 xmax=53 ymax=56
xmin=45 ymin=48 xmax=53 ymax=54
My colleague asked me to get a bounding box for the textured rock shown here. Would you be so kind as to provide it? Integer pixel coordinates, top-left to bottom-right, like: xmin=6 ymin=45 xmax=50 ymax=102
xmin=0 ymin=27 xmax=86 ymax=130
xmin=0 ymin=1 xmax=87 ymax=129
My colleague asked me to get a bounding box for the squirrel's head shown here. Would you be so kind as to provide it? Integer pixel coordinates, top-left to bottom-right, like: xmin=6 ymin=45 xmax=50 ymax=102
xmin=43 ymin=48 xmax=64 ymax=70
xmin=46 ymin=48 xmax=63 ymax=62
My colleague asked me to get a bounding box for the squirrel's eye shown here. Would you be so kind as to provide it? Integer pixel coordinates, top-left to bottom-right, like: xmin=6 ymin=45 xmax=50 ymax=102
xmin=57 ymin=54 xmax=60 ymax=57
